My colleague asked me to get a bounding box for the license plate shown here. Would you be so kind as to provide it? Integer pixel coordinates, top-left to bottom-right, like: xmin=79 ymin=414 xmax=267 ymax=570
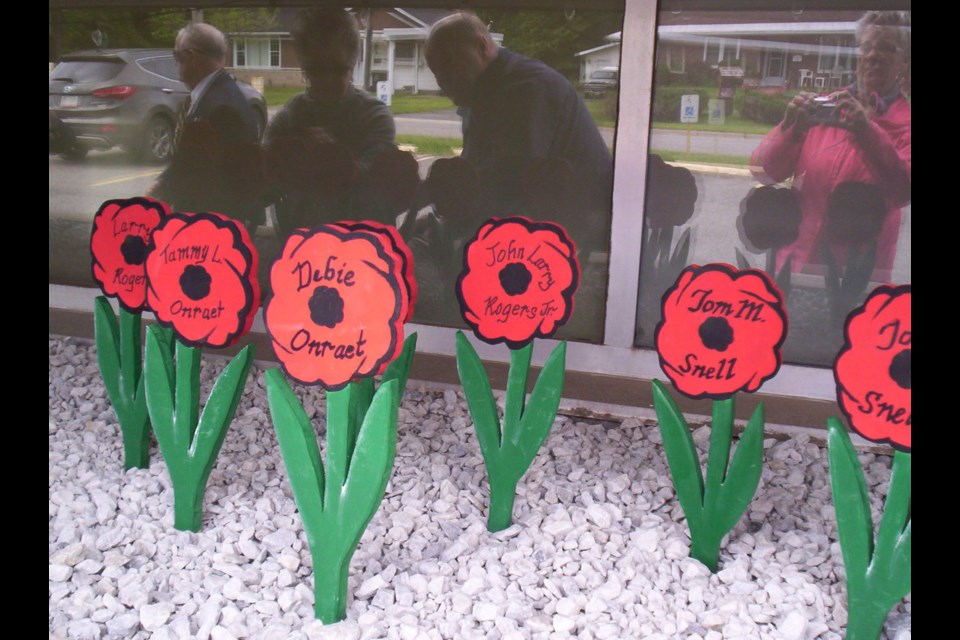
xmin=60 ymin=95 xmax=79 ymax=108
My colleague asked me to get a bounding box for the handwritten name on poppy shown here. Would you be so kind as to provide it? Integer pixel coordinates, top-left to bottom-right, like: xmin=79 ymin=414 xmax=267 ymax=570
xmin=145 ymin=212 xmax=259 ymax=349
xmin=265 ymin=225 xmax=410 ymax=390
xmin=91 ymin=197 xmax=170 ymax=312
xmin=457 ymin=218 xmax=580 ymax=350
xmin=834 ymin=285 xmax=911 ymax=451
xmin=656 ymin=264 xmax=787 ymax=400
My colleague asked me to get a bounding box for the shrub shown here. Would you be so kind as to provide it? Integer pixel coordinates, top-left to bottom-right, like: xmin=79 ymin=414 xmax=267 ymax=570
xmin=740 ymin=91 xmax=791 ymax=125
xmin=651 ymin=86 xmax=711 ymax=122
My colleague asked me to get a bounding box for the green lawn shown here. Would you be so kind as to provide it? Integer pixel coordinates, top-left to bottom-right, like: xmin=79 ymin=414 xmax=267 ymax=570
xmin=396 ymin=135 xmax=462 ymax=157
xmin=652 ymin=150 xmax=752 ymax=168
xmin=263 ymin=86 xmax=455 ymax=114
xmin=651 ymin=117 xmax=773 ymax=136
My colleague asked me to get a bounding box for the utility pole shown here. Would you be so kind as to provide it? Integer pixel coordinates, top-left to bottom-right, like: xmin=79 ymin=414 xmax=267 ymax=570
xmin=363 ymin=8 xmax=374 ymax=91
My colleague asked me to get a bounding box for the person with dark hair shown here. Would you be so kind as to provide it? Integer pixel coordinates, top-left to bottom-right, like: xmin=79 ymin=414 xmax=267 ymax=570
xmin=146 ymin=22 xmax=263 ymax=231
xmin=423 ymin=12 xmax=614 ymax=257
xmin=749 ymin=10 xmax=910 ymax=282
xmin=263 ymin=7 xmax=399 ymax=236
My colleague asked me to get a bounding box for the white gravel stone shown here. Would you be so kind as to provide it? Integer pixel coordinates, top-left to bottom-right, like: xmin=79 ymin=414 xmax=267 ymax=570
xmin=47 ymin=337 xmax=910 ymax=640
xmin=140 ymin=602 xmax=175 ymax=632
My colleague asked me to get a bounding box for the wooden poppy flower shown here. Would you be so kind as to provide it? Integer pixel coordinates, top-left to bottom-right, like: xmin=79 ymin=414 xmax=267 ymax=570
xmin=90 ymin=197 xmax=170 ymax=312
xmin=264 ymin=224 xmax=407 ymax=390
xmin=456 ymin=217 xmax=580 ymax=349
xmin=834 ymin=284 xmax=911 ymax=452
xmin=655 ymin=263 xmax=787 ymax=400
xmin=332 ymin=221 xmax=417 ymax=324
xmin=144 ymin=211 xmax=260 ymax=349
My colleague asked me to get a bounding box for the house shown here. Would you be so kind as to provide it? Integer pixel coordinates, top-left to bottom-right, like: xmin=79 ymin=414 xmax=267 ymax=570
xmin=226 ymin=7 xmax=502 ymax=94
xmin=653 ymin=10 xmax=866 ymax=93
xmin=575 ymin=32 xmax=621 ymax=83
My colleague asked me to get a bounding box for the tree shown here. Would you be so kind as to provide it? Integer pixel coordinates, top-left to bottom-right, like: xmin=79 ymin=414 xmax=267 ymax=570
xmin=475 ymin=9 xmax=624 ymax=80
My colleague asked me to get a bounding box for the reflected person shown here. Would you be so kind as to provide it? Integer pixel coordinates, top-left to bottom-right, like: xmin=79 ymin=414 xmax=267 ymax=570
xmin=146 ymin=22 xmax=263 ymax=232
xmin=263 ymin=7 xmax=398 ymax=236
xmin=424 ymin=12 xmax=613 ymax=256
xmin=750 ymin=11 xmax=910 ymax=283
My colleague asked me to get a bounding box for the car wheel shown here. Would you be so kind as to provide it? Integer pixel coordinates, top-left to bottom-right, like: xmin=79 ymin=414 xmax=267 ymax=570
xmin=59 ymin=145 xmax=88 ymax=161
xmin=141 ymin=115 xmax=175 ymax=163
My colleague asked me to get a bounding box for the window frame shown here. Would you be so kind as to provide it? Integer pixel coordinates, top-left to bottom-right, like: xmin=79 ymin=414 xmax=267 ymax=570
xmin=49 ymin=0 xmax=909 ymax=423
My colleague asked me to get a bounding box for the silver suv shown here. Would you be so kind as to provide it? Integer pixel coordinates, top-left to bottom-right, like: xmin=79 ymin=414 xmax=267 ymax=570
xmin=49 ymin=48 xmax=267 ymax=163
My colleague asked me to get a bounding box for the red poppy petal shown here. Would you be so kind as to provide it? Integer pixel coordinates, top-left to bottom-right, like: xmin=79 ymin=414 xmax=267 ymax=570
xmin=265 ymin=226 xmax=404 ymax=389
xmin=656 ymin=264 xmax=787 ymax=399
xmin=456 ymin=217 xmax=580 ymax=349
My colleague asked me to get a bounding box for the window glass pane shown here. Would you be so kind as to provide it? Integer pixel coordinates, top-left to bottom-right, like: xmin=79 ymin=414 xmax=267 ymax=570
xmin=636 ymin=7 xmax=911 ymax=367
xmin=49 ymin=3 xmax=623 ymax=346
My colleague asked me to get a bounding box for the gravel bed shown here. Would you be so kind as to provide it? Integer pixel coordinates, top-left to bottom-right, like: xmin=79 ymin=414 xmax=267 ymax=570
xmin=49 ymin=335 xmax=910 ymax=640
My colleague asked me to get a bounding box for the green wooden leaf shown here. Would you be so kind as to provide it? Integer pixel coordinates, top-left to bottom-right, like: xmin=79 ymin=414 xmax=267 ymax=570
xmin=346 ymin=377 xmax=375 ymax=468
xmin=190 ymin=345 xmax=254 ymax=464
xmin=512 ymin=341 xmax=566 ymax=469
xmin=335 ymin=378 xmax=399 ymax=541
xmin=890 ymin=518 xmax=911 ymax=596
xmin=875 ymin=451 xmax=911 ymax=567
xmin=144 ymin=325 xmax=177 ymax=455
xmin=652 ymin=379 xmax=704 ymax=523
xmin=714 ymin=401 xmax=766 ymax=534
xmin=381 ymin=332 xmax=418 ymax=396
xmin=93 ymin=296 xmax=122 ymax=402
xmin=827 ymin=417 xmax=873 ymax=582
xmin=456 ymin=331 xmax=502 ymax=459
xmin=266 ymin=368 xmax=326 ymax=519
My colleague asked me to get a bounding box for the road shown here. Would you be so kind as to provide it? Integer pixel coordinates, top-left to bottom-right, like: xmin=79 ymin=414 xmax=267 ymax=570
xmin=48 ymin=114 xmax=910 ymax=289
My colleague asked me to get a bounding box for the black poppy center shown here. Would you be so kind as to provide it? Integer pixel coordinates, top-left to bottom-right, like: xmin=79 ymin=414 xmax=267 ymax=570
xmin=499 ymin=262 xmax=532 ymax=296
xmin=179 ymin=264 xmax=212 ymax=301
xmin=889 ymin=349 xmax=911 ymax=390
xmin=120 ymin=235 xmax=148 ymax=266
xmin=699 ymin=316 xmax=734 ymax=352
xmin=309 ymin=286 xmax=345 ymax=328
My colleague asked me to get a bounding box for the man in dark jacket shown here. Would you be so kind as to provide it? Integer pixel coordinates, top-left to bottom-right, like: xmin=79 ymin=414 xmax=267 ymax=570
xmin=146 ymin=22 xmax=263 ymax=232
xmin=424 ymin=12 xmax=614 ymax=256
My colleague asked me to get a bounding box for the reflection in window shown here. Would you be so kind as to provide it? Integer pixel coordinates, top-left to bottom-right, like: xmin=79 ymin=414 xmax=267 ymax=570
xmin=637 ymin=8 xmax=911 ymax=368
xmin=49 ymin=3 xmax=623 ymax=346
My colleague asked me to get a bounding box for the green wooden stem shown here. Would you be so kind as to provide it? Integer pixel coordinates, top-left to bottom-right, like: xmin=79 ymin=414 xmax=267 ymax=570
xmin=144 ymin=327 xmax=254 ymax=532
xmin=94 ymin=298 xmax=152 ymax=469
xmin=455 ymin=332 xmax=566 ymax=533
xmin=652 ymin=380 xmax=765 ymax=572
xmin=829 ymin=419 xmax=911 ymax=640
xmin=266 ymin=336 xmax=415 ymax=623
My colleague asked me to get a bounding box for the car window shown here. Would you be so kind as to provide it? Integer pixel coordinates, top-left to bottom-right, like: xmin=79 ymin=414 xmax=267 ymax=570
xmin=50 ymin=60 xmax=123 ymax=83
xmin=138 ymin=55 xmax=180 ymax=82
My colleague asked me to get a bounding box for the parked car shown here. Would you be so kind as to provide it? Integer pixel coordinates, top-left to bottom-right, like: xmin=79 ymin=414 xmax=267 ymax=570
xmin=581 ymin=66 xmax=619 ymax=99
xmin=49 ymin=48 xmax=267 ymax=163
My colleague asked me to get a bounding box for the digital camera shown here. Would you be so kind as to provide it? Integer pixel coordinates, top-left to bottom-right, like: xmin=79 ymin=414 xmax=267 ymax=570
xmin=809 ymin=96 xmax=840 ymax=125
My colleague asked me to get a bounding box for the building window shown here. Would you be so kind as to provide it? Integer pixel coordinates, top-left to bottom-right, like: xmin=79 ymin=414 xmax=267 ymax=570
xmin=817 ymin=35 xmax=855 ymax=73
xmin=234 ymin=38 xmax=281 ymax=68
xmin=666 ymin=45 xmax=685 ymax=73
xmin=395 ymin=41 xmax=416 ymax=62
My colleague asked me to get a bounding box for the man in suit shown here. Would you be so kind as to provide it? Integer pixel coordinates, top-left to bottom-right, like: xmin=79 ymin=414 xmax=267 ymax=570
xmin=146 ymin=22 xmax=263 ymax=232
xmin=424 ymin=12 xmax=614 ymax=257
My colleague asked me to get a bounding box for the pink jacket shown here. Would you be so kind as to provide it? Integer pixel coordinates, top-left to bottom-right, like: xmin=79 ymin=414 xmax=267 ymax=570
xmin=750 ymin=96 xmax=911 ymax=281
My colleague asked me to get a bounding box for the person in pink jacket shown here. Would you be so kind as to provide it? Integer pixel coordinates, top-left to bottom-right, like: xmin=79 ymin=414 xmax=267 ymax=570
xmin=750 ymin=11 xmax=910 ymax=283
